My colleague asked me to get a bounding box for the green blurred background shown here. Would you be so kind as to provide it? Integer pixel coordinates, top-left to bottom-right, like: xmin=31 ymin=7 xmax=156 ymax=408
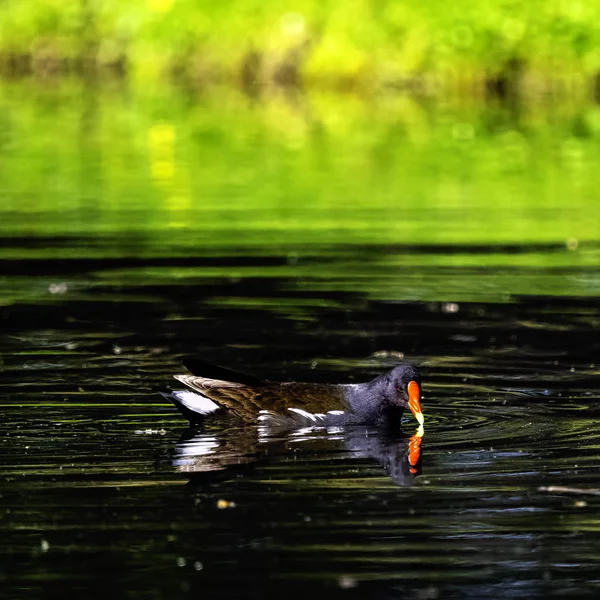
xmin=2 ymin=0 xmax=600 ymax=87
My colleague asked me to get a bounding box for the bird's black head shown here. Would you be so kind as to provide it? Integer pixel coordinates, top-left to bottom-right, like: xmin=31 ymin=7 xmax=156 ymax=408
xmin=381 ymin=363 xmax=423 ymax=425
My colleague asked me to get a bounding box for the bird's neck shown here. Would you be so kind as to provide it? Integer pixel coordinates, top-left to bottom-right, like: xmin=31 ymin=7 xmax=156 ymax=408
xmin=344 ymin=381 xmax=390 ymax=422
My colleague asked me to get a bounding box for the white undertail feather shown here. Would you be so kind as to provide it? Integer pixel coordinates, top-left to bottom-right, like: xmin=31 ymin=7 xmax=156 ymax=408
xmin=169 ymin=389 xmax=220 ymax=415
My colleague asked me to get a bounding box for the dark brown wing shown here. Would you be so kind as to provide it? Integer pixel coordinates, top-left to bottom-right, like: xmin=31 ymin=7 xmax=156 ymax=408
xmin=174 ymin=375 xmax=348 ymax=423
xmin=263 ymin=382 xmax=348 ymax=416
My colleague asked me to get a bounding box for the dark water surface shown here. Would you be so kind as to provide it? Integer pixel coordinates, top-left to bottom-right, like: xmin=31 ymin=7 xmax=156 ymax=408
xmin=1 ymin=82 xmax=600 ymax=599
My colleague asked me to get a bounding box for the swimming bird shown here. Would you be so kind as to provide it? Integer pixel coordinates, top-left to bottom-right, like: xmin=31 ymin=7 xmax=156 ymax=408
xmin=163 ymin=358 xmax=424 ymax=430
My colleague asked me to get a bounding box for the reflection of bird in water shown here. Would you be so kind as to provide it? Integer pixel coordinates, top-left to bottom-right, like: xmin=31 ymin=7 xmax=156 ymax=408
xmin=343 ymin=426 xmax=423 ymax=484
xmin=170 ymin=424 xmax=424 ymax=488
xmin=162 ymin=358 xmax=424 ymax=429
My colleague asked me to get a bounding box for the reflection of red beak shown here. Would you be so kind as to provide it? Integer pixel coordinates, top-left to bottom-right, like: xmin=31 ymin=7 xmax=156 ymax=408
xmin=408 ymin=428 xmax=423 ymax=474
xmin=407 ymin=380 xmax=424 ymax=426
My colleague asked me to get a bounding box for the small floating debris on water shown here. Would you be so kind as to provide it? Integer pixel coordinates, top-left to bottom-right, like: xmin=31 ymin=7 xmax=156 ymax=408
xmin=134 ymin=429 xmax=166 ymax=435
xmin=40 ymin=538 xmax=50 ymax=553
xmin=416 ymin=586 xmax=441 ymax=599
xmin=539 ymin=486 xmax=600 ymax=496
xmin=176 ymin=557 xmax=186 ymax=567
xmin=48 ymin=282 xmax=68 ymax=295
xmin=371 ymin=350 xmax=404 ymax=359
xmin=338 ymin=575 xmax=357 ymax=589
xmin=216 ymin=499 xmax=236 ymax=509
xmin=566 ymin=237 xmax=579 ymax=250
xmin=441 ymin=302 xmax=459 ymax=314
xmin=451 ymin=334 xmax=477 ymax=343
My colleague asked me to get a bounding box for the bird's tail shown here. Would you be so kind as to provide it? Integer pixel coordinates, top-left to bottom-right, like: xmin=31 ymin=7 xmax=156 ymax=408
xmin=160 ymin=389 xmax=220 ymax=424
xmin=182 ymin=357 xmax=265 ymax=387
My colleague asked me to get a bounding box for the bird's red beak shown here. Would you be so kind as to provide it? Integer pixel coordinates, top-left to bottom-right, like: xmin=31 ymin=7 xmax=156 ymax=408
xmin=407 ymin=380 xmax=424 ymax=426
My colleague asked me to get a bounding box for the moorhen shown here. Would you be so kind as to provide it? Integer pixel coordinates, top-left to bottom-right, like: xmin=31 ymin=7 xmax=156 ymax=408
xmin=164 ymin=358 xmax=424 ymax=429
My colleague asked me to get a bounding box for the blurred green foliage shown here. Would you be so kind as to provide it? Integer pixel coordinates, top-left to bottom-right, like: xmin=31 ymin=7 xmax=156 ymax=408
xmin=1 ymin=1 xmax=600 ymax=85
